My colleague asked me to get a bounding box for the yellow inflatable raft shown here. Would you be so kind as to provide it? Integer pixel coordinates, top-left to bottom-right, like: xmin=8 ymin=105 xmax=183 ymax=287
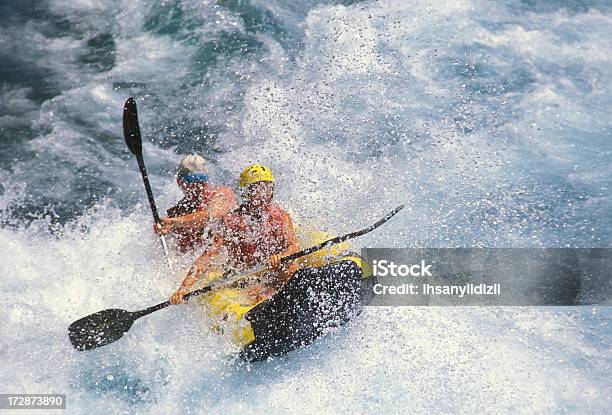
xmin=198 ymin=231 xmax=374 ymax=361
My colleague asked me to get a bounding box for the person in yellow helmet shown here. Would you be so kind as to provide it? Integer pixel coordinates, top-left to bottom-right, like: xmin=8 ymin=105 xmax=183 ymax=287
xmin=170 ymin=164 xmax=298 ymax=304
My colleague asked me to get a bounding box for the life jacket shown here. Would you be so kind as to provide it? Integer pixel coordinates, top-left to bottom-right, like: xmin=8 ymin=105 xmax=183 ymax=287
xmin=220 ymin=203 xmax=292 ymax=270
xmin=167 ymin=184 xmax=237 ymax=251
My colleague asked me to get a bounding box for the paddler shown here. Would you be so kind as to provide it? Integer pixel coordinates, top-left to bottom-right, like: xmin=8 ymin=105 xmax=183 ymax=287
xmin=154 ymin=154 xmax=238 ymax=252
xmin=169 ymin=164 xmax=298 ymax=304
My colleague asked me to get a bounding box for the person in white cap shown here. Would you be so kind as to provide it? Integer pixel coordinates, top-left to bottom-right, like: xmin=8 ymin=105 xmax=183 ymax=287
xmin=154 ymin=154 xmax=238 ymax=252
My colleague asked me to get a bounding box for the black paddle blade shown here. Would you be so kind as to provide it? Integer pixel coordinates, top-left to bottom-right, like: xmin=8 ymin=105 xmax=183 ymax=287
xmin=68 ymin=308 xmax=136 ymax=351
xmin=123 ymin=97 xmax=142 ymax=156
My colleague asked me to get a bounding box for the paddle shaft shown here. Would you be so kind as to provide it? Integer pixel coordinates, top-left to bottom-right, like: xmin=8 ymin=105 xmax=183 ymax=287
xmin=123 ymin=97 xmax=173 ymax=271
xmin=136 ymin=153 xmax=173 ymax=271
xmin=131 ymin=204 xmax=405 ymax=318
xmin=135 ymin=148 xmax=173 ymax=271
xmin=135 ymin=155 xmax=161 ymax=223
xmin=282 ymin=204 xmax=405 ymax=262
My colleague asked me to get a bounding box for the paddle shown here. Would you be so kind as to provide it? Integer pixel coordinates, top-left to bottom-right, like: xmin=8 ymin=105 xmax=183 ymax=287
xmin=68 ymin=204 xmax=404 ymax=351
xmin=123 ymin=97 xmax=173 ymax=272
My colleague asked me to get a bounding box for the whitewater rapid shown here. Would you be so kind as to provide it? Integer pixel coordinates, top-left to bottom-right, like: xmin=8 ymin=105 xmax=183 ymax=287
xmin=1 ymin=212 xmax=610 ymax=413
xmin=1 ymin=0 xmax=611 ymax=413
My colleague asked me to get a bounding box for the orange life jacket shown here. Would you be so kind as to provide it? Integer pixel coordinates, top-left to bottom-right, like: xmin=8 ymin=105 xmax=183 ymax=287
xmin=220 ymin=202 xmax=291 ymax=270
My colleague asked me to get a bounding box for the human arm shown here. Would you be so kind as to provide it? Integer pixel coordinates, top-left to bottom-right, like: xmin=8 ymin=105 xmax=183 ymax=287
xmin=155 ymin=211 xmax=209 ymax=234
xmin=169 ymin=235 xmax=224 ymax=304
xmin=154 ymin=189 xmax=237 ymax=235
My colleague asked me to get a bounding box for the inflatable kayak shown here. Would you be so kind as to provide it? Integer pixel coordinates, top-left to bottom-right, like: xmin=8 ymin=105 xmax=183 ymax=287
xmin=198 ymin=232 xmax=375 ymax=361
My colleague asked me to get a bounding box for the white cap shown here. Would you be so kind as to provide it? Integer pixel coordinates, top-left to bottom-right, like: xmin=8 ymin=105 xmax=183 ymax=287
xmin=177 ymin=154 xmax=207 ymax=175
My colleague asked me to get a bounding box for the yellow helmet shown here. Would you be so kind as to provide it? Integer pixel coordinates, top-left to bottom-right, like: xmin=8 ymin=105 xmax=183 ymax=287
xmin=239 ymin=164 xmax=275 ymax=187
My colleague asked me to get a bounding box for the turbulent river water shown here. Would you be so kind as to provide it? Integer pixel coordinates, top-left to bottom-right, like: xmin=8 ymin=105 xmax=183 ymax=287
xmin=1 ymin=0 xmax=611 ymax=413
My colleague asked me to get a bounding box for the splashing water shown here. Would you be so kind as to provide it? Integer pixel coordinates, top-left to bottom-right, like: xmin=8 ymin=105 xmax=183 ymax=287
xmin=1 ymin=0 xmax=611 ymax=413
